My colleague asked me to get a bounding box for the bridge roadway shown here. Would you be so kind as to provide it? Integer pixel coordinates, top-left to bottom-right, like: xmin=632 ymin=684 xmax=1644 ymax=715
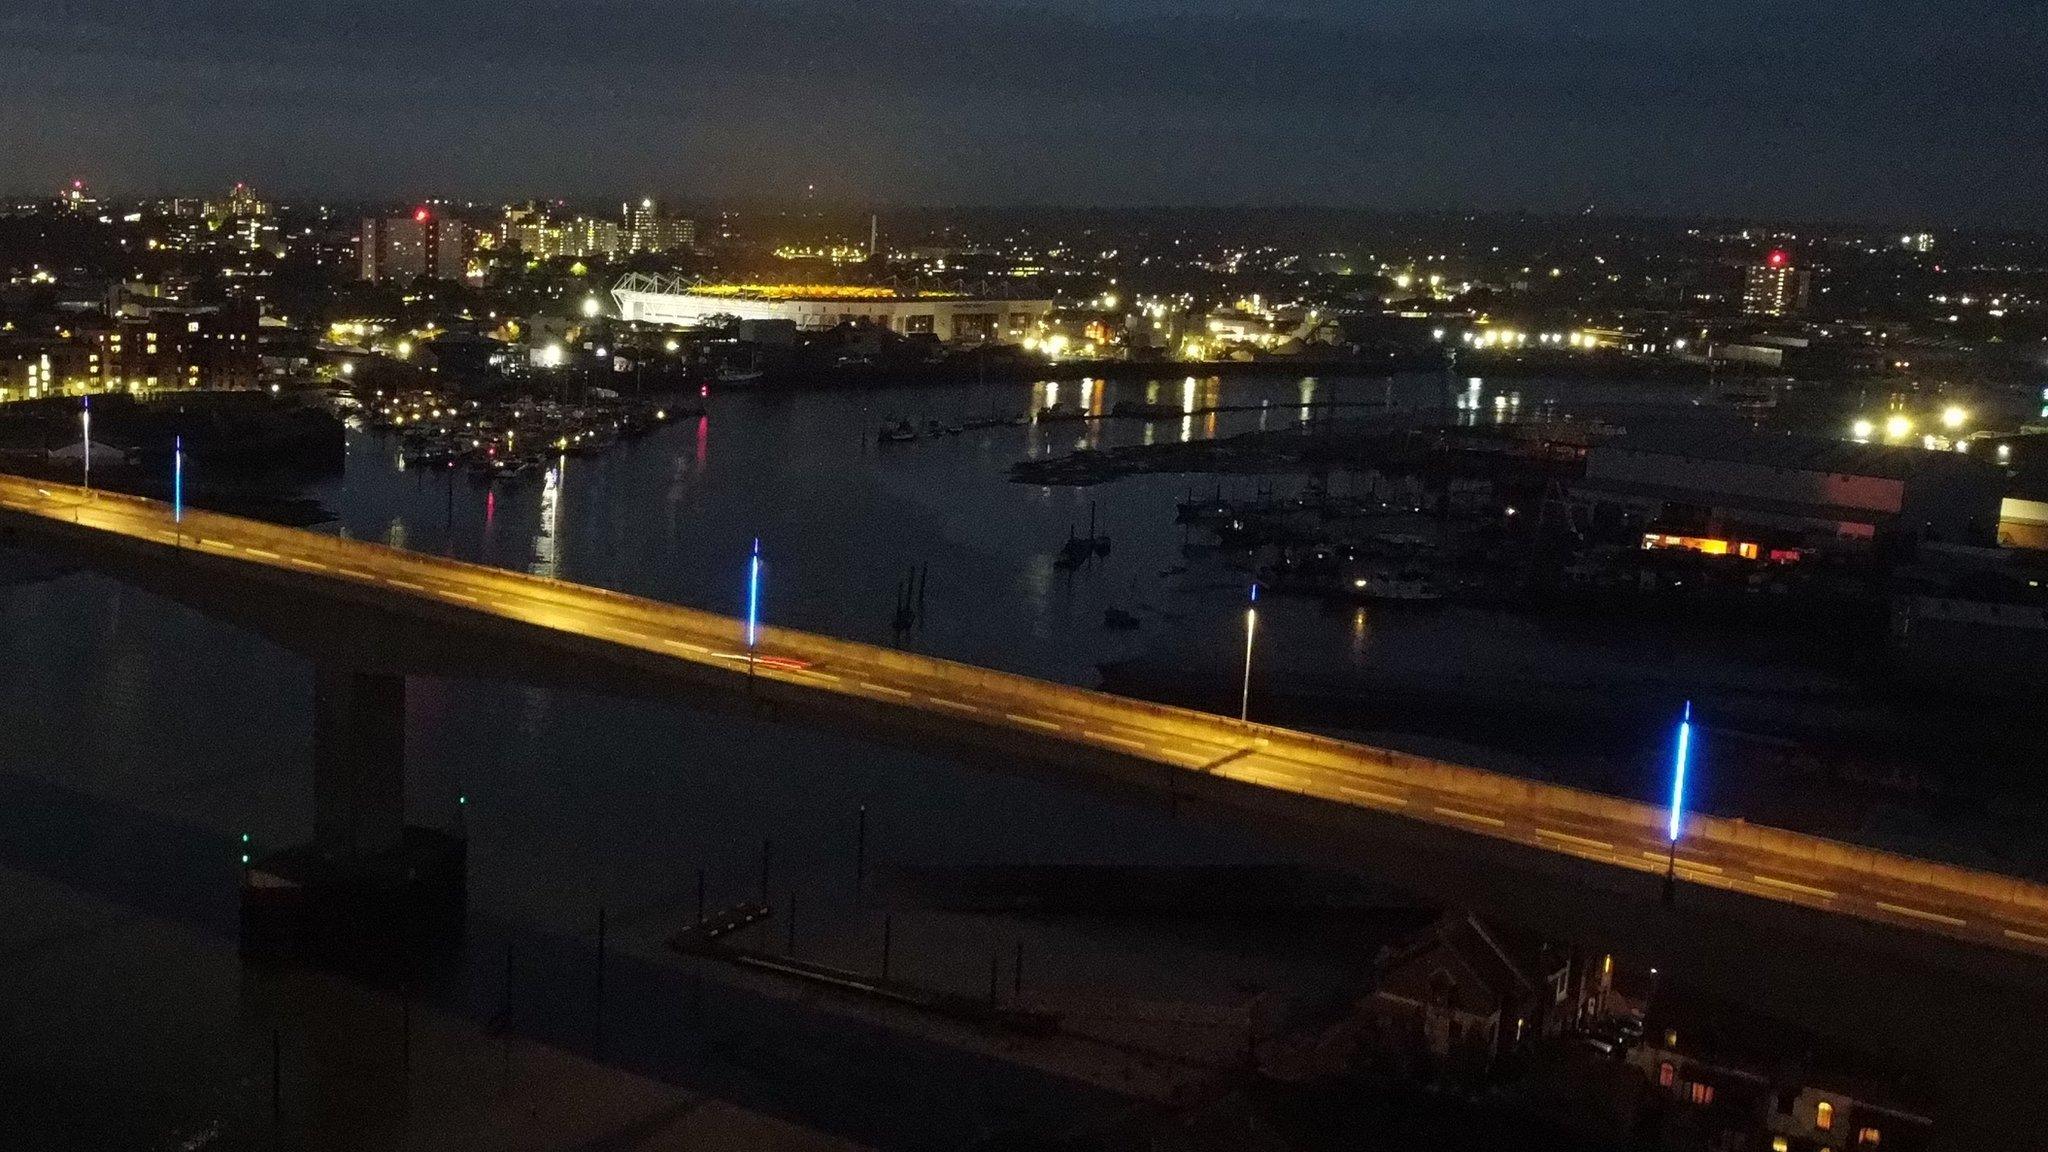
xmin=5 ymin=473 xmax=2048 ymax=961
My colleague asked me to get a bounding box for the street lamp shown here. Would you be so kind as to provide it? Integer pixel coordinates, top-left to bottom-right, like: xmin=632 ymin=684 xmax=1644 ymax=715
xmin=172 ymin=435 xmax=184 ymax=530
xmin=1240 ymin=582 xmax=1259 ymax=724
xmin=1663 ymin=700 xmax=1693 ymax=906
xmin=80 ymin=396 xmax=91 ymax=491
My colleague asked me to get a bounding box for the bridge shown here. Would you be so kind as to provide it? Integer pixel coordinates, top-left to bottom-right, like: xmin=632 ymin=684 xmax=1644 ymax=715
xmin=3 ymin=472 xmax=2048 ymax=965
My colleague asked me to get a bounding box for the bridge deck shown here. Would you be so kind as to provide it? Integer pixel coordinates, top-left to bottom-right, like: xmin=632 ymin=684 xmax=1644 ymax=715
xmin=4 ymin=473 xmax=2047 ymax=960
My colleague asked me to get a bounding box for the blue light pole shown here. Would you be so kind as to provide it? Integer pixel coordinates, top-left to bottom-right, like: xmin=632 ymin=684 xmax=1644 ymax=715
xmin=1663 ymin=700 xmax=1693 ymax=905
xmin=173 ymin=436 xmax=184 ymax=522
xmin=80 ymin=396 xmax=91 ymax=491
xmin=746 ymin=536 xmax=763 ymax=679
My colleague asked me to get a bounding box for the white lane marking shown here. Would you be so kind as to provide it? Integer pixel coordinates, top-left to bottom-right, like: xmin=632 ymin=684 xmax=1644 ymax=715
xmin=337 ymin=567 xmax=375 ymax=581
xmin=1434 ymin=805 xmax=1508 ymax=828
xmin=0 ymin=499 xmax=28 ymax=509
xmin=287 ymin=556 xmax=329 ymax=571
xmin=198 ymin=538 xmax=235 ymax=552
xmin=435 ymin=589 xmax=479 ymax=603
xmin=1004 ymin=712 xmax=1062 ymax=731
xmin=790 ymin=669 xmax=841 ymax=683
xmin=1084 ymin=730 xmax=1146 ymax=750
xmin=1338 ymin=784 xmax=1409 ymax=807
xmin=859 ymin=681 xmax=913 ymax=699
xmin=1752 ymin=874 xmax=1837 ymax=900
xmin=927 ymin=697 xmax=978 ymax=713
xmin=614 ymin=628 xmax=654 ymax=642
xmin=1641 ymin=851 xmax=1723 ymax=875
xmin=1875 ymin=901 xmax=1966 ymax=928
xmin=385 ymin=577 xmax=427 ymax=592
xmin=1238 ymin=767 xmax=1308 ymax=787
xmin=2003 ymin=928 xmax=2048 ymax=947
xmin=1536 ymin=827 xmax=1615 ymax=852
xmin=244 ymin=547 xmax=281 ymax=560
xmin=662 ymin=639 xmax=711 ymax=654
xmin=155 ymin=529 xmax=179 ymax=541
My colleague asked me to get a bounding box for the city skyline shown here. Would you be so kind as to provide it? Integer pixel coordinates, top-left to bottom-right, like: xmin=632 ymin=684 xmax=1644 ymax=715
xmin=7 ymin=0 xmax=2047 ymax=225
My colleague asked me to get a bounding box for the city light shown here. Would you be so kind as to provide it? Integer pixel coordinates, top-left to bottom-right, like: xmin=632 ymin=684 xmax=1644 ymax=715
xmin=1941 ymin=405 xmax=1968 ymax=430
xmin=582 ymin=296 xmax=601 ymax=319
xmin=1767 ymin=249 xmax=1789 ymax=268
xmin=1884 ymin=414 xmax=1913 ymax=441
xmin=1851 ymin=418 xmax=1875 ymax=441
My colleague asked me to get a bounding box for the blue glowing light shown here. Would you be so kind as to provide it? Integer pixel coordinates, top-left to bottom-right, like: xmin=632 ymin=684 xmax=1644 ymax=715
xmin=1249 ymin=581 xmax=1260 ymax=604
xmin=173 ymin=436 xmax=183 ymax=522
xmin=1667 ymin=701 xmax=1692 ymax=844
xmin=746 ymin=536 xmax=762 ymax=649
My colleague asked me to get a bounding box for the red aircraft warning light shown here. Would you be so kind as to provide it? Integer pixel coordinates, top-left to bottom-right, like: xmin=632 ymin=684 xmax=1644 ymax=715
xmin=414 ymin=206 xmax=431 ymax=223
xmin=1767 ymin=249 xmax=1789 ymax=268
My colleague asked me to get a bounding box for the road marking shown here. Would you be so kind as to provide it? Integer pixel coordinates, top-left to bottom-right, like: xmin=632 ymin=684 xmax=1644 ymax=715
xmin=1338 ymin=784 xmax=1408 ymax=807
xmin=244 ymin=547 xmax=281 ymax=560
xmin=614 ymin=628 xmax=654 ymax=642
xmin=1536 ymin=827 xmax=1615 ymax=852
xmin=0 ymin=499 xmax=28 ymax=509
xmin=927 ymin=697 xmax=978 ymax=713
xmin=1641 ymin=851 xmax=1723 ymax=875
xmin=155 ymin=529 xmax=179 ymax=542
xmin=661 ymin=639 xmax=710 ymax=654
xmin=198 ymin=538 xmax=235 ymax=552
xmin=1875 ymin=901 xmax=1967 ymax=928
xmin=1238 ymin=767 xmax=1308 ymax=787
xmin=287 ymin=556 xmax=329 ymax=571
xmin=337 ymin=567 xmax=375 ymax=581
xmin=385 ymin=577 xmax=427 ymax=592
xmin=1084 ymin=730 xmax=1146 ymax=750
xmin=1004 ymin=712 xmax=1062 ymax=731
xmin=860 ymin=682 xmax=913 ymax=699
xmin=791 ymin=669 xmax=840 ymax=683
xmin=1752 ymin=874 xmax=1837 ymax=900
xmin=2003 ymin=928 xmax=2048 ymax=947
xmin=1434 ymin=805 xmax=1507 ymax=828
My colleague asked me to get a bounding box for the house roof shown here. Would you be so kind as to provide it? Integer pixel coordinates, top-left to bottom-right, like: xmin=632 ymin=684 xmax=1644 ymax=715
xmin=1599 ymin=429 xmax=1996 ymax=484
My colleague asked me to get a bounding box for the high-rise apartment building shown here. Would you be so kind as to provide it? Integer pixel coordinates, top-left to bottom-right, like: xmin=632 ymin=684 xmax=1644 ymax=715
xmin=622 ymin=198 xmax=696 ymax=254
xmin=1741 ymin=250 xmax=1811 ymax=317
xmin=360 ymin=208 xmax=471 ymax=282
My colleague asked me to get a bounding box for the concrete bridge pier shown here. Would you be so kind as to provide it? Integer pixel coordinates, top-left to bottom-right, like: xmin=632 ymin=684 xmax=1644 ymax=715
xmin=312 ymin=667 xmax=407 ymax=861
xmin=241 ymin=665 xmax=465 ymax=969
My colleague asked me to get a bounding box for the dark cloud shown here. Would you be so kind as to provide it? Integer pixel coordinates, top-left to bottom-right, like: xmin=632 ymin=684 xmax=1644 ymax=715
xmin=3 ymin=0 xmax=2044 ymax=222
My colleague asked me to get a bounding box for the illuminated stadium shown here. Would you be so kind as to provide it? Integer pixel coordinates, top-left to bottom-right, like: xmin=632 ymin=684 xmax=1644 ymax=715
xmin=611 ymin=273 xmax=1052 ymax=343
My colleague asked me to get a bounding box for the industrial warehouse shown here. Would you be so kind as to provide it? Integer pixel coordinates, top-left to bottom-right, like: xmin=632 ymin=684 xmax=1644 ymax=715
xmin=610 ymin=273 xmax=1053 ymax=343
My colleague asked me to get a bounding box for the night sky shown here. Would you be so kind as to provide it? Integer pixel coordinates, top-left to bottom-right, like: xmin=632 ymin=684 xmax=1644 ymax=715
xmin=5 ymin=0 xmax=2045 ymax=223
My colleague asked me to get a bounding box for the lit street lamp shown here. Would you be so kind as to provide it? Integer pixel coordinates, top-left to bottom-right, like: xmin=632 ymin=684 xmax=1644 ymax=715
xmin=1663 ymin=700 xmax=1693 ymax=906
xmin=173 ymin=435 xmax=184 ymax=535
xmin=80 ymin=396 xmax=91 ymax=491
xmin=1240 ymin=582 xmax=1259 ymax=724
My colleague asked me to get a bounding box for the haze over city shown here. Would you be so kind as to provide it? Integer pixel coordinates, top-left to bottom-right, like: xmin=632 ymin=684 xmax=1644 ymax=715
xmin=8 ymin=0 xmax=2048 ymax=222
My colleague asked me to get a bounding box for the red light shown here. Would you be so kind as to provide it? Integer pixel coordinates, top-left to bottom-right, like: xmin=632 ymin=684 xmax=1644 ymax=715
xmin=414 ymin=207 xmax=431 ymax=223
xmin=1767 ymin=249 xmax=1788 ymax=268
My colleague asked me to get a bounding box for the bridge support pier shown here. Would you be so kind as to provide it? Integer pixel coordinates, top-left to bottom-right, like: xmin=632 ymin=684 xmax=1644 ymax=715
xmin=313 ymin=667 xmax=407 ymax=860
xmin=241 ymin=666 xmax=465 ymax=970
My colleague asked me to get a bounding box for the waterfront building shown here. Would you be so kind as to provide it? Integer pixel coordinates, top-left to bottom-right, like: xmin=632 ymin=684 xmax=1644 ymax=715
xmin=610 ymin=273 xmax=1053 ymax=343
xmin=1575 ymin=431 xmax=2005 ymax=547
